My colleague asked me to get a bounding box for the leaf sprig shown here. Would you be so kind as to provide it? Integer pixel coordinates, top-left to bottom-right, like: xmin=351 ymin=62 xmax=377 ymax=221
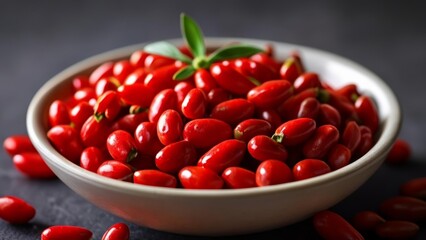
xmin=143 ymin=13 xmax=264 ymax=80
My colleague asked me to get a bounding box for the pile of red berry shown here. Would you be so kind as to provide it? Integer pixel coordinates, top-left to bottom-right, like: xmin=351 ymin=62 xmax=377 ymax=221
xmin=43 ymin=14 xmax=380 ymax=190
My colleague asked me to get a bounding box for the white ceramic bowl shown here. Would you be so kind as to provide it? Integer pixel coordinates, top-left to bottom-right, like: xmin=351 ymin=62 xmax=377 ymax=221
xmin=26 ymin=38 xmax=401 ymax=236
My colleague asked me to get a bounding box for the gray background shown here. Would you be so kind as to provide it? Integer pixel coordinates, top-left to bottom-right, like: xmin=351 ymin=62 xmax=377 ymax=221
xmin=1 ymin=1 xmax=425 ymax=239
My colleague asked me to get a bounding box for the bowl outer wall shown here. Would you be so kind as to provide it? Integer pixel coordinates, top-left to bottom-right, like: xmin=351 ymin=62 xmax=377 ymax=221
xmin=26 ymin=38 xmax=401 ymax=236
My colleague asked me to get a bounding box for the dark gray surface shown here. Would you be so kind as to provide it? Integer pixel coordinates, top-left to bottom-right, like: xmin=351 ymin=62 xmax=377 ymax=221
xmin=1 ymin=1 xmax=425 ymax=239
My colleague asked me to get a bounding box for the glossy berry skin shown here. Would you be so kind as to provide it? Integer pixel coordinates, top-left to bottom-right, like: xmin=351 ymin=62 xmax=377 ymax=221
xmin=80 ymin=115 xmax=113 ymax=148
xmin=97 ymin=160 xmax=133 ymax=182
xmin=124 ymin=68 xmax=147 ymax=85
xmin=247 ymin=80 xmax=293 ymax=109
xmin=113 ymin=60 xmax=134 ymax=84
xmin=232 ymin=58 xmax=278 ymax=83
xmin=179 ymin=166 xmax=224 ymax=189
xmin=3 ymin=135 xmax=37 ymax=156
xmin=400 ymin=177 xmax=426 ymax=200
xmin=80 ymin=147 xmax=105 ymax=172
xmin=156 ymin=109 xmax=183 ymax=145
xmin=206 ymin=88 xmax=231 ymax=108
xmin=183 ymin=118 xmax=232 ymax=149
xmin=341 ymin=121 xmax=361 ymax=153
xmin=318 ymin=104 xmax=341 ymax=128
xmin=181 ymin=88 xmax=207 ymax=119
xmin=255 ymin=159 xmax=293 ymax=187
xmin=210 ymin=63 xmax=257 ymax=96
xmin=107 ymin=130 xmax=138 ymax=163
xmin=250 ymin=52 xmax=281 ymax=74
xmin=248 ymin=135 xmax=288 ymax=162
xmin=354 ymin=95 xmax=379 ymax=134
xmin=143 ymin=54 xmax=176 ymax=71
xmin=69 ymin=102 xmax=94 ymax=130
xmin=95 ymin=77 xmax=119 ymax=97
xmin=257 ymin=109 xmax=282 ymax=129
xmin=89 ymin=62 xmax=114 ymax=85
xmin=354 ymin=126 xmax=373 ymax=158
xmin=234 ymin=119 xmax=272 ymax=143
xmin=113 ymin=112 xmax=149 ymax=134
xmin=336 ymin=83 xmax=359 ymax=102
xmin=134 ymin=122 xmax=164 ymax=157
xmin=117 ymin=83 xmax=154 ymax=108
xmin=278 ymin=88 xmax=318 ymax=120
xmin=148 ymin=89 xmax=178 ymax=123
xmin=73 ymin=87 xmax=96 ymax=104
xmin=297 ymin=97 xmax=320 ymax=119
xmin=379 ymin=196 xmax=426 ymax=222
xmin=303 ymin=124 xmax=339 ymax=159
xmin=133 ymin=170 xmax=177 ymax=188
xmin=279 ymin=56 xmax=303 ymax=83
xmin=194 ymin=68 xmax=218 ymax=93
xmin=13 ymin=153 xmax=56 ymax=179
xmin=222 ymin=167 xmax=256 ymax=189
xmin=47 ymin=125 xmax=84 ymax=164
xmin=385 ymin=139 xmax=411 ymax=165
xmin=0 ymin=196 xmax=36 ymax=224
xmin=41 ymin=225 xmax=93 ymax=240
xmin=129 ymin=50 xmax=148 ymax=68
xmin=293 ymin=159 xmax=331 ymax=181
xmin=155 ymin=140 xmax=197 ymax=174
xmin=48 ymin=100 xmax=70 ymax=127
xmin=351 ymin=210 xmax=385 ymax=232
xmin=210 ymin=98 xmax=255 ymax=126
xmin=94 ymin=90 xmax=121 ymax=121
xmin=313 ymin=210 xmax=364 ymax=240
xmin=198 ymin=139 xmax=246 ymax=173
xmin=293 ymin=72 xmax=321 ymax=93
xmin=174 ymin=81 xmax=195 ymax=107
xmin=326 ymin=90 xmax=357 ymax=120
xmin=102 ymin=222 xmax=130 ymax=240
xmin=374 ymin=221 xmax=419 ymax=240
xmin=144 ymin=63 xmax=181 ymax=94
xmin=273 ymin=118 xmax=316 ymax=147
xmin=72 ymin=75 xmax=90 ymax=91
xmin=326 ymin=144 xmax=351 ymax=170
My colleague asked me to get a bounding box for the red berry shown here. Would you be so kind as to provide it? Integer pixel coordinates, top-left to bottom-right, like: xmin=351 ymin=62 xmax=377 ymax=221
xmin=41 ymin=225 xmax=93 ymax=240
xmin=102 ymin=222 xmax=130 ymax=240
xmin=107 ymin=130 xmax=138 ymax=163
xmin=133 ymin=170 xmax=177 ymax=188
xmin=97 ymin=160 xmax=134 ymax=182
xmin=179 ymin=166 xmax=224 ymax=189
xmin=3 ymin=135 xmax=37 ymax=156
xmin=313 ymin=210 xmax=364 ymax=240
xmin=255 ymin=159 xmax=293 ymax=186
xmin=13 ymin=152 xmax=56 ymax=179
xmin=385 ymin=139 xmax=411 ymax=165
xmin=0 ymin=196 xmax=36 ymax=224
xmin=155 ymin=140 xmax=197 ymax=174
xmin=198 ymin=139 xmax=246 ymax=173
xmin=222 ymin=167 xmax=256 ymax=189
xmin=183 ymin=118 xmax=232 ymax=149
xmin=293 ymin=159 xmax=331 ymax=181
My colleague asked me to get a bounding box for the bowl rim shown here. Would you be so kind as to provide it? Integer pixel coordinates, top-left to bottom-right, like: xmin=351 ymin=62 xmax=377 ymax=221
xmin=26 ymin=37 xmax=401 ymax=198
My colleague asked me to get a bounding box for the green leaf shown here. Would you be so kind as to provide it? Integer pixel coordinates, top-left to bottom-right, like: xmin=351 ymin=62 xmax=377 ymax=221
xmin=181 ymin=13 xmax=205 ymax=58
xmin=144 ymin=41 xmax=192 ymax=64
xmin=248 ymin=76 xmax=261 ymax=86
xmin=173 ymin=65 xmax=196 ymax=80
xmin=207 ymin=44 xmax=264 ymax=63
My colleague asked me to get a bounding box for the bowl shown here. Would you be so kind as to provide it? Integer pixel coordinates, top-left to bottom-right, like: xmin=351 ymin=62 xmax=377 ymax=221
xmin=26 ymin=38 xmax=401 ymax=236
